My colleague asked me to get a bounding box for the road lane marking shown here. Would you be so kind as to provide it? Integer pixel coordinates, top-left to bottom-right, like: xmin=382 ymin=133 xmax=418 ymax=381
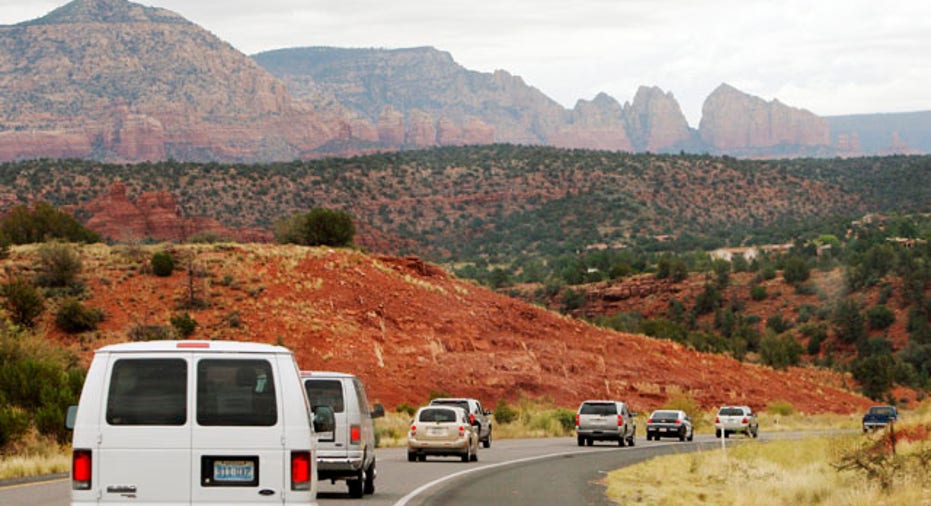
xmin=0 ymin=477 xmax=68 ymax=491
xmin=393 ymin=447 xmax=623 ymax=506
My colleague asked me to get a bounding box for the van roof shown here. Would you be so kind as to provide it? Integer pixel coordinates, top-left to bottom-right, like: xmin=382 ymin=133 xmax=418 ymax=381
xmin=96 ymin=340 xmax=292 ymax=354
xmin=299 ymin=370 xmax=356 ymax=379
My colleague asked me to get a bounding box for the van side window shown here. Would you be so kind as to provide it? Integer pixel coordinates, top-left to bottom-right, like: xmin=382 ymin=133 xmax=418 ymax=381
xmin=352 ymin=379 xmax=370 ymax=416
xmin=107 ymin=359 xmax=187 ymax=426
xmin=197 ymin=359 xmax=277 ymax=426
xmin=304 ymin=379 xmax=345 ymax=413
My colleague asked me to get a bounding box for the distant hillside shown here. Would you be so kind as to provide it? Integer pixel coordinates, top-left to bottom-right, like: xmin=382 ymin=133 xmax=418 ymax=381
xmin=1 ymin=147 xmax=928 ymax=261
xmin=827 ymin=111 xmax=931 ymax=155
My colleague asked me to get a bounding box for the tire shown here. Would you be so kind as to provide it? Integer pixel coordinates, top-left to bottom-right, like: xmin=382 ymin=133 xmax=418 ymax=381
xmin=471 ymin=450 xmax=478 ymax=462
xmin=407 ymin=451 xmax=416 ymax=462
xmin=752 ymin=427 xmax=759 ymax=438
xmin=618 ymin=437 xmax=625 ymax=447
xmin=363 ymin=461 xmax=375 ymax=495
xmin=585 ymin=438 xmax=593 ymax=446
xmin=687 ymin=429 xmax=694 ymax=442
xmin=627 ymin=435 xmax=635 ymax=447
xmin=724 ymin=431 xmax=730 ymax=439
xmin=418 ymin=454 xmax=427 ymax=462
xmin=347 ymin=477 xmax=363 ymax=499
xmin=483 ymin=429 xmax=492 ymax=448
xmin=679 ymin=428 xmax=686 ymax=442
xmin=577 ymin=435 xmax=585 ymax=446
xmin=715 ymin=429 xmax=721 ymax=438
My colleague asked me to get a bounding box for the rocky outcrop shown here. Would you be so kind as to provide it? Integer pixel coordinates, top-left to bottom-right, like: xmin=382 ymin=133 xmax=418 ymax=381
xmin=0 ymin=0 xmax=344 ymax=162
xmin=623 ymin=86 xmax=693 ymax=152
xmin=80 ymin=182 xmax=273 ymax=242
xmin=546 ymin=93 xmax=632 ymax=151
xmin=699 ymin=83 xmax=830 ymax=152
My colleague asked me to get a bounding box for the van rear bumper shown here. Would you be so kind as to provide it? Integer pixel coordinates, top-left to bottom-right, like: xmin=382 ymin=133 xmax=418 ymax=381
xmin=317 ymin=455 xmax=364 ymax=480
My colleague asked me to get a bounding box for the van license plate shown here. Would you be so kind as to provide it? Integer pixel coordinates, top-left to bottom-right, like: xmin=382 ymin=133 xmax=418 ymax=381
xmin=214 ymin=460 xmax=254 ymax=482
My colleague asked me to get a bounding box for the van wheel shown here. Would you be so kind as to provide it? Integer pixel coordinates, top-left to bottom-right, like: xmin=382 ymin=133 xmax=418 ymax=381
xmin=363 ymin=461 xmax=375 ymax=495
xmin=577 ymin=435 xmax=584 ymax=446
xmin=483 ymin=430 xmax=491 ymax=448
xmin=407 ymin=451 xmax=416 ymax=462
xmin=347 ymin=477 xmax=363 ymax=498
xmin=461 ymin=450 xmax=470 ymax=463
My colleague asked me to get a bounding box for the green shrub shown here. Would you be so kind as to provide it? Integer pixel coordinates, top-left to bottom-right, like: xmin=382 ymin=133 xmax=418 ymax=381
xmin=128 ymin=324 xmax=173 ymax=341
xmin=750 ymin=285 xmax=767 ymax=301
xmin=553 ymin=408 xmax=576 ymax=432
xmin=395 ymin=403 xmax=416 ymax=417
xmin=1 ymin=277 xmax=45 ymax=327
xmin=274 ymin=208 xmax=356 ymax=247
xmin=0 ymin=405 xmax=30 ymax=447
xmin=55 ymin=298 xmax=104 ymax=333
xmin=760 ymin=333 xmax=803 ymax=370
xmin=866 ymin=305 xmax=896 ymax=330
xmin=493 ymin=399 xmax=518 ymax=425
xmin=765 ymin=400 xmax=796 ymax=416
xmin=151 ymin=251 xmax=175 ymax=277
xmin=170 ymin=312 xmax=197 ymax=338
xmin=35 ymin=241 xmax=82 ymax=288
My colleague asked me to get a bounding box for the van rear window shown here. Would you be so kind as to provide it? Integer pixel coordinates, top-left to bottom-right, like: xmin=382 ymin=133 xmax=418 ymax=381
xmin=197 ymin=359 xmax=277 ymax=426
xmin=107 ymin=359 xmax=187 ymax=425
xmin=304 ymin=379 xmax=345 ymax=413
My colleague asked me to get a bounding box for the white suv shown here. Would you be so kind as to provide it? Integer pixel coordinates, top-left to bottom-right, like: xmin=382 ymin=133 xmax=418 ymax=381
xmin=714 ymin=405 xmax=759 ymax=438
xmin=429 ymin=398 xmax=493 ymax=448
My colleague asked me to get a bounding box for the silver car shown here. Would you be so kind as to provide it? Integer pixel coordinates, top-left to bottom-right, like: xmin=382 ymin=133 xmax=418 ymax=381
xmin=714 ymin=405 xmax=759 ymax=438
xmin=575 ymin=400 xmax=637 ymax=447
xmin=646 ymin=409 xmax=694 ymax=442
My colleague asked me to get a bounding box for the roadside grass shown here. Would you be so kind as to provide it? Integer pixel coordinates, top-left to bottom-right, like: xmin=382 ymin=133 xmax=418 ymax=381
xmin=604 ymin=402 xmax=931 ymax=505
xmin=0 ymin=430 xmax=69 ymax=481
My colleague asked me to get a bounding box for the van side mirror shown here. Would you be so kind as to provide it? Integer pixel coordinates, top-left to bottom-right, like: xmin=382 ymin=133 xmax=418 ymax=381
xmin=65 ymin=405 xmax=78 ymax=430
xmin=371 ymin=404 xmax=385 ymax=419
xmin=313 ymin=405 xmax=336 ymax=434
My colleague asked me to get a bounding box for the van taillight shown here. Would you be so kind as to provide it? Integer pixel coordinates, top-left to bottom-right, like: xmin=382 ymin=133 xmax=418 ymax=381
xmin=617 ymin=415 xmax=624 ymax=427
xmin=350 ymin=425 xmax=361 ymax=444
xmin=72 ymin=449 xmax=92 ymax=490
xmin=291 ymin=451 xmax=311 ymax=491
xmin=715 ymin=416 xmax=720 ymax=423
xmin=575 ymin=414 xmax=580 ymax=427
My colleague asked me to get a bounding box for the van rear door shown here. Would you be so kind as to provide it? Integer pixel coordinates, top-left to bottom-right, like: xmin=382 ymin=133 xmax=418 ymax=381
xmin=191 ymin=355 xmax=285 ymax=503
xmin=304 ymin=378 xmax=347 ymax=455
xmin=97 ymin=354 xmax=192 ymax=504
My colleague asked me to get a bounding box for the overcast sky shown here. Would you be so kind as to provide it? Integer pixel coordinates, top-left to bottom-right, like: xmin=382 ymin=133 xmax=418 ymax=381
xmin=2 ymin=0 xmax=929 ymax=126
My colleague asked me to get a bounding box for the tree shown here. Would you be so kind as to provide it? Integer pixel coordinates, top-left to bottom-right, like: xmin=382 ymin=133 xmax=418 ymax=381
xmin=866 ymin=305 xmax=895 ymax=330
xmin=0 ymin=202 xmax=100 ymax=244
xmin=760 ymin=332 xmax=803 ymax=370
xmin=782 ymin=255 xmax=810 ymax=285
xmin=1 ymin=277 xmax=44 ymax=327
xmin=850 ymin=353 xmax=896 ymax=400
xmin=151 ymin=251 xmax=175 ymax=277
xmin=833 ymin=298 xmax=866 ymax=344
xmin=274 ymin=208 xmax=356 ymax=247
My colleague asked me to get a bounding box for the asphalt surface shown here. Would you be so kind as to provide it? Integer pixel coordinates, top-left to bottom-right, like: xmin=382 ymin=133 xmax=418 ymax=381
xmin=0 ymin=433 xmax=777 ymax=505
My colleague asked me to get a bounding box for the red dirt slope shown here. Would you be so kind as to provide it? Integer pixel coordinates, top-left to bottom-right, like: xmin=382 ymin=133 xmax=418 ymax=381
xmin=19 ymin=243 xmax=871 ymax=414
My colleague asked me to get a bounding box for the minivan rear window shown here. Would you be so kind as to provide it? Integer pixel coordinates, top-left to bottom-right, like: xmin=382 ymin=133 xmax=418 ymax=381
xmin=719 ymin=407 xmax=745 ymax=416
xmin=197 ymin=359 xmax=277 ymax=426
xmin=304 ymin=379 xmax=345 ymax=413
xmin=107 ymin=358 xmax=187 ymax=425
xmin=418 ymin=408 xmax=458 ymax=423
xmin=580 ymin=403 xmax=617 ymax=415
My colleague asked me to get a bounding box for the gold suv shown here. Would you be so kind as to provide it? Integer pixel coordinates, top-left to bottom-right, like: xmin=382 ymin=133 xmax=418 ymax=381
xmin=407 ymin=406 xmax=479 ymax=462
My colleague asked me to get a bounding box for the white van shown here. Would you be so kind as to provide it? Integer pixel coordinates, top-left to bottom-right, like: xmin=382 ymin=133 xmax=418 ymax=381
xmin=67 ymin=340 xmax=318 ymax=505
xmin=301 ymin=371 xmax=384 ymax=498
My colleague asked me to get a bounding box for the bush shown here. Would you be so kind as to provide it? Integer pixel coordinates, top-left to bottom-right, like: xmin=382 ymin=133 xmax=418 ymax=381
xmin=151 ymin=251 xmax=175 ymax=277
xmin=395 ymin=403 xmax=416 ymax=417
xmin=1 ymin=277 xmax=44 ymax=327
xmin=782 ymin=255 xmax=811 ymax=285
xmin=866 ymin=305 xmax=896 ymax=330
xmin=750 ymin=285 xmax=767 ymax=301
xmin=493 ymin=399 xmax=518 ymax=425
xmin=128 ymin=324 xmax=174 ymax=341
xmin=766 ymin=313 xmax=793 ymax=334
xmin=766 ymin=400 xmax=797 ymax=416
xmin=0 ymin=405 xmax=30 ymax=447
xmin=170 ymin=312 xmax=197 ymax=338
xmin=275 ymin=208 xmax=356 ymax=247
xmin=760 ymin=333 xmax=803 ymax=370
xmin=55 ymin=298 xmax=104 ymax=333
xmin=35 ymin=241 xmax=82 ymax=288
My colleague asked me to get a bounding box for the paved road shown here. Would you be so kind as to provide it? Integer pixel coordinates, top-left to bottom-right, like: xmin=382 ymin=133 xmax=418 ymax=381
xmin=0 ymin=433 xmax=775 ymax=505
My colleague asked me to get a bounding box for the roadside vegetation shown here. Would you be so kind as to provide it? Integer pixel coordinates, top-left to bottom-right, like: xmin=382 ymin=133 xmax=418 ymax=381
xmin=605 ymin=401 xmax=931 ymax=505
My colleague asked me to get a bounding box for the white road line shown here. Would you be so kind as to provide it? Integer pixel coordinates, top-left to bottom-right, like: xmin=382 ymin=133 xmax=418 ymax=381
xmin=393 ymin=447 xmax=619 ymax=506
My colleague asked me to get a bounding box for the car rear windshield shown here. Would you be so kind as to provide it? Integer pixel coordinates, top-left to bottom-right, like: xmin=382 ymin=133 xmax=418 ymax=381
xmin=718 ymin=408 xmax=745 ymax=416
xmin=651 ymin=411 xmax=679 ymax=421
xmin=197 ymin=359 xmax=277 ymax=426
xmin=107 ymin=358 xmax=187 ymax=425
xmin=418 ymin=408 xmax=458 ymax=423
xmin=305 ymin=379 xmax=346 ymax=413
xmin=869 ymin=406 xmax=896 ymax=416
xmin=432 ymin=400 xmax=469 ymax=413
xmin=580 ymin=402 xmax=617 ymax=415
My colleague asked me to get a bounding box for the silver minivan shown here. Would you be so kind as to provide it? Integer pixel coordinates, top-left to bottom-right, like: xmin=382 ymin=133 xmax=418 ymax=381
xmin=67 ymin=340 xmax=317 ymax=505
xmin=301 ymin=371 xmax=384 ymax=498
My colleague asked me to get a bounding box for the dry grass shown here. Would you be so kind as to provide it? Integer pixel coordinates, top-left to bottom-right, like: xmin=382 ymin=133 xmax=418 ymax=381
xmin=0 ymin=431 xmax=70 ymax=481
xmin=604 ymin=403 xmax=931 ymax=505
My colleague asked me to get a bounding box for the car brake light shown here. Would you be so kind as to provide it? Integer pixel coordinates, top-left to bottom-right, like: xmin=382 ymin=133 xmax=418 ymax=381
xmin=674 ymin=419 xmax=681 ymax=425
xmin=291 ymin=451 xmax=311 ymax=491
xmin=72 ymin=449 xmax=92 ymax=490
xmin=469 ymin=413 xmax=475 ymax=425
xmin=176 ymin=341 xmax=209 ymax=348
xmin=459 ymin=425 xmax=465 ymax=437
xmin=410 ymin=425 xmax=417 ymax=436
xmin=617 ymin=415 xmax=624 ymax=427
xmin=715 ymin=416 xmax=720 ymax=423
xmin=647 ymin=418 xmax=653 ymax=424
xmin=575 ymin=414 xmax=580 ymax=427
xmin=350 ymin=425 xmax=361 ymax=444
xmin=742 ymin=417 xmax=749 ymax=424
